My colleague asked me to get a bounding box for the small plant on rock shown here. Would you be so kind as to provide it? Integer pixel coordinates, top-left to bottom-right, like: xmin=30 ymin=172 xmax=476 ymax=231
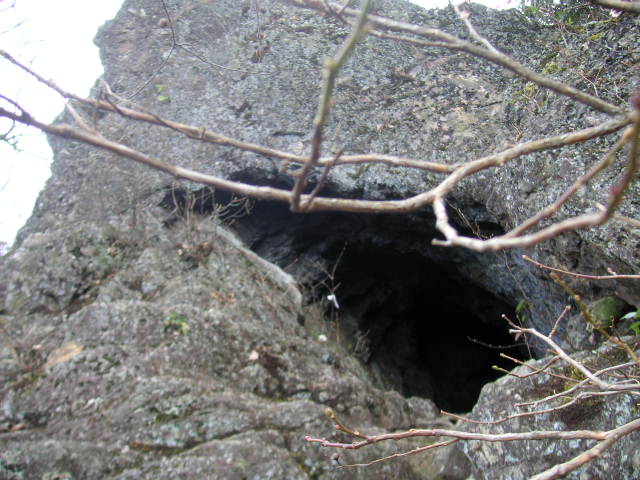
xmin=164 ymin=312 xmax=190 ymax=337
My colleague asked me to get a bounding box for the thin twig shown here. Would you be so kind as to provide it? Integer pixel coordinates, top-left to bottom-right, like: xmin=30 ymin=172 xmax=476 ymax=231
xmin=0 ymin=48 xmax=458 ymax=174
xmin=302 ymin=147 xmax=343 ymax=211
xmin=523 ymin=255 xmax=640 ymax=280
xmin=531 ymin=418 xmax=640 ymax=480
xmin=341 ymin=439 xmax=459 ymax=468
xmin=495 ymin=354 xmax=568 ymax=381
xmin=549 ymin=305 xmax=572 ymax=339
xmin=505 ymin=133 xmax=629 ymax=239
xmin=589 ymin=0 xmax=640 ymax=14
xmin=511 ymin=325 xmax=609 ymax=390
xmin=287 ymin=0 xmax=623 ymax=115
xmin=452 ymin=0 xmax=501 ymax=55
xmin=290 ymin=0 xmax=372 ymax=211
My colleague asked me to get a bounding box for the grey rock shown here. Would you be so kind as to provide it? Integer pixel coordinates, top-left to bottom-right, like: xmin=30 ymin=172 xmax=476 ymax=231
xmin=461 ymin=340 xmax=640 ymax=480
xmin=2 ymin=0 xmax=639 ymax=479
xmin=1 ymin=216 xmax=439 ymax=479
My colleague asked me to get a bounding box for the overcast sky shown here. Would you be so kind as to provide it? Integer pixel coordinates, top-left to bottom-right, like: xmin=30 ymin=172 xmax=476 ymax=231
xmin=0 ymin=0 xmax=511 ymax=249
xmin=0 ymin=0 xmax=125 ymax=247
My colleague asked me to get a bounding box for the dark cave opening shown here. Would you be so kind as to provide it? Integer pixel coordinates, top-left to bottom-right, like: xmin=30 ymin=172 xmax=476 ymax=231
xmin=159 ymin=186 xmax=531 ymax=412
xmin=329 ymin=245 xmax=527 ymax=413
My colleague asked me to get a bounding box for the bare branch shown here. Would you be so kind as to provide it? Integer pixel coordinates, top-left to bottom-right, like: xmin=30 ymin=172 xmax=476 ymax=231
xmin=0 ymin=48 xmax=458 ymax=175
xmin=452 ymin=0 xmax=501 ymax=55
xmin=523 ymin=255 xmax=640 ymax=280
xmin=589 ymin=0 xmax=640 ymax=14
xmin=302 ymin=147 xmax=343 ymax=211
xmin=495 ymin=354 xmax=565 ymax=380
xmin=290 ymin=0 xmax=372 ymax=211
xmin=531 ymin=418 xmax=640 ymax=480
xmin=306 ymin=319 xmax=640 ymax=477
xmin=549 ymin=305 xmax=572 ymax=339
xmin=2 ymin=44 xmax=635 ymax=252
xmin=0 ymin=0 xmax=637 ymax=284
xmin=341 ymin=439 xmax=459 ymax=467
xmin=511 ymin=325 xmax=610 ymax=389
xmin=3 ymin=2 xmax=639 ymax=477
xmin=604 ymin=207 xmax=640 ymax=228
xmin=305 ymin=423 xmax=610 ymax=448
xmin=306 ymin=411 xmax=640 ymax=455
xmin=504 ymin=133 xmax=629 ymax=239
xmin=286 ymin=0 xmax=624 ymax=115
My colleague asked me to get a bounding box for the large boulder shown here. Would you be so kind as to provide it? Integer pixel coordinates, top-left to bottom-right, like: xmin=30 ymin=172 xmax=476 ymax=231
xmin=1 ymin=218 xmax=455 ymax=479
xmin=2 ymin=0 xmax=639 ymax=478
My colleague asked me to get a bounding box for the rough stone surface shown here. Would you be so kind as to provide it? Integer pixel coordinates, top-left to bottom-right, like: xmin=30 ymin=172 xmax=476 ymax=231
xmin=1 ymin=0 xmax=639 ymax=479
xmin=461 ymin=340 xmax=640 ymax=480
xmin=1 ymin=218 xmax=453 ymax=479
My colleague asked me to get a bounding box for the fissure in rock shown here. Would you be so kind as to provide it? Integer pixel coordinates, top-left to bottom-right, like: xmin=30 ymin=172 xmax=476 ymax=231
xmin=161 ymin=187 xmax=531 ymax=412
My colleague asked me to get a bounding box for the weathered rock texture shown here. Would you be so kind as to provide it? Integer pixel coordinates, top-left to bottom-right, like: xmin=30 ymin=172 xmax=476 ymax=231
xmin=462 ymin=339 xmax=640 ymax=480
xmin=2 ymin=219 xmax=458 ymax=479
xmin=1 ymin=0 xmax=639 ymax=479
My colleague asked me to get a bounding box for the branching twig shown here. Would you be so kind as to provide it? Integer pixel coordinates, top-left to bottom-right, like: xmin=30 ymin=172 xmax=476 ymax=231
xmin=340 ymin=438 xmax=458 ymax=467
xmin=0 ymin=49 xmax=457 ymax=174
xmin=495 ymin=354 xmax=565 ymax=380
xmin=290 ymin=0 xmax=372 ymax=211
xmin=590 ymin=0 xmax=640 ymax=14
xmin=523 ymin=255 xmax=640 ymax=280
xmin=0 ymin=1 xmax=637 ymax=254
xmin=306 ymin=319 xmax=640 ymax=477
xmin=549 ymin=305 xmax=572 ymax=339
xmin=305 ymin=411 xmax=640 ymax=450
xmin=302 ymin=147 xmax=343 ymax=211
xmin=505 ymin=134 xmax=629 ymax=239
xmin=531 ymin=417 xmax=640 ymax=480
xmin=452 ymin=0 xmax=500 ymax=55
xmin=3 ymin=2 xmax=640 ymax=477
xmin=287 ymin=0 xmax=623 ymax=115
xmin=507 ymin=322 xmax=609 ymax=390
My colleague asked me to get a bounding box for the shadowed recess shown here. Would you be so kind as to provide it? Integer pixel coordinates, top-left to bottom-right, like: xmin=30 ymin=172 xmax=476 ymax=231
xmin=328 ymin=245 xmax=527 ymax=413
xmin=160 ymin=190 xmax=531 ymax=413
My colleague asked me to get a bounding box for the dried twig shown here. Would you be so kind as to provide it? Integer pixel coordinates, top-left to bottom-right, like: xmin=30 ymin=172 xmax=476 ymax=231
xmin=287 ymin=0 xmax=624 ymax=114
xmin=3 ymin=2 xmax=640 ymax=476
xmin=590 ymin=0 xmax=640 ymax=14
xmin=0 ymin=0 xmax=637 ymax=255
xmin=504 ymin=134 xmax=629 ymax=239
xmin=290 ymin=0 xmax=372 ymax=211
xmin=523 ymin=255 xmax=640 ymax=280
xmin=305 ymin=319 xmax=640 ymax=477
xmin=302 ymin=147 xmax=343 ymax=211
xmin=305 ymin=412 xmax=640 ymax=451
xmin=452 ymin=0 xmax=500 ymax=55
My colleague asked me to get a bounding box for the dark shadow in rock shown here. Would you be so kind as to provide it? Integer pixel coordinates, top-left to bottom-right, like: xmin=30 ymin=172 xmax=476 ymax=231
xmin=330 ymin=245 xmax=527 ymax=413
xmin=182 ymin=193 xmax=533 ymax=413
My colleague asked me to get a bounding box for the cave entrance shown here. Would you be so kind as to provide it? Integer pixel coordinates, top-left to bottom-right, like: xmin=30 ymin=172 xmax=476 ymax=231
xmin=159 ymin=188 xmax=531 ymax=412
xmin=227 ymin=199 xmax=532 ymax=413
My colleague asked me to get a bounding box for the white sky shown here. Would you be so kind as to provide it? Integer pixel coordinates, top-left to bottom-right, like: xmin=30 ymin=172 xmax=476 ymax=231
xmin=0 ymin=0 xmax=511 ymax=249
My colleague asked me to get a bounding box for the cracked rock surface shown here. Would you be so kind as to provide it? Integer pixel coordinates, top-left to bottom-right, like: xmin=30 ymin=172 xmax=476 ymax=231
xmin=1 ymin=0 xmax=639 ymax=478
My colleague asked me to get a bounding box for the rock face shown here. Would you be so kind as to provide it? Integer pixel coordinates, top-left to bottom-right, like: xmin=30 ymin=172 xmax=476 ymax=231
xmin=1 ymin=0 xmax=639 ymax=479
xmin=461 ymin=340 xmax=640 ymax=480
xmin=2 ymin=219 xmax=453 ymax=479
